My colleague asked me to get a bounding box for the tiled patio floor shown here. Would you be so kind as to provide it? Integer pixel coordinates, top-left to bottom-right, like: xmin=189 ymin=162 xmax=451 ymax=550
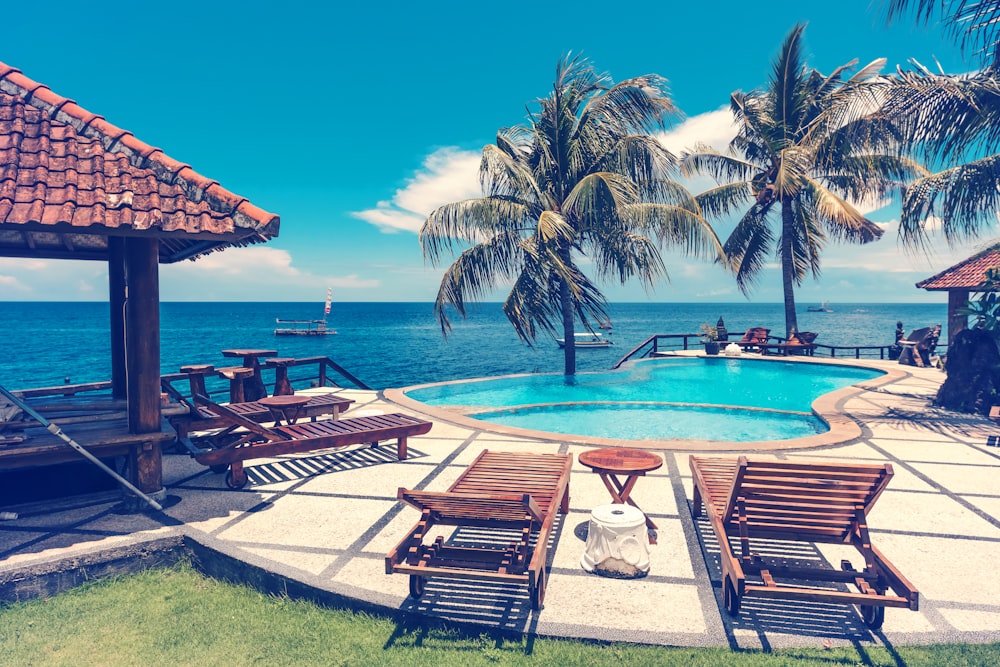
xmin=2 ymin=361 xmax=999 ymax=651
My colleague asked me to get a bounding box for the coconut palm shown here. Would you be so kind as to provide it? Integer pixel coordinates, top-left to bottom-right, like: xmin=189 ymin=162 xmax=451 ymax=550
xmin=681 ymin=24 xmax=920 ymax=337
xmin=420 ymin=54 xmax=722 ymax=375
xmin=880 ymin=1 xmax=1000 ymax=248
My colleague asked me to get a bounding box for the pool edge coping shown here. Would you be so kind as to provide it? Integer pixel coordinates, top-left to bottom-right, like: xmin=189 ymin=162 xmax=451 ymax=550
xmin=383 ymin=355 xmax=911 ymax=452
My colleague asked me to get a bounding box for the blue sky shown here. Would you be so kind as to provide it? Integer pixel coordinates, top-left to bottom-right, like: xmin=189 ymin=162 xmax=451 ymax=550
xmin=0 ymin=0 xmax=991 ymax=304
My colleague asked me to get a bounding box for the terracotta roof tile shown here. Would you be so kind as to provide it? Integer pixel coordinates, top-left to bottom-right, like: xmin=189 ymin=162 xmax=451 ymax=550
xmin=0 ymin=60 xmax=279 ymax=262
xmin=916 ymin=245 xmax=1000 ymax=290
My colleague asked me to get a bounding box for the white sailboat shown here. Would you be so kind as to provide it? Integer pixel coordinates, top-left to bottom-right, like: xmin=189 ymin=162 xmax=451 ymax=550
xmin=274 ymin=288 xmax=337 ymax=336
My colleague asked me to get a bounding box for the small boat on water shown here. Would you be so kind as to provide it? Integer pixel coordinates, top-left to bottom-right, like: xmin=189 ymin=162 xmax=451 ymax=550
xmin=274 ymin=288 xmax=337 ymax=336
xmin=807 ymin=301 xmax=833 ymax=313
xmin=556 ymin=332 xmax=612 ymax=348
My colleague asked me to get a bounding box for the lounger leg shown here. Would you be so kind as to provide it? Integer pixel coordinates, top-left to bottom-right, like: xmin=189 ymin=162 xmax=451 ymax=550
xmin=692 ymin=485 xmax=703 ymax=517
xmin=397 ymin=437 xmax=408 ymax=460
xmin=531 ymin=568 xmax=546 ymax=610
xmin=226 ymin=461 xmax=248 ymax=490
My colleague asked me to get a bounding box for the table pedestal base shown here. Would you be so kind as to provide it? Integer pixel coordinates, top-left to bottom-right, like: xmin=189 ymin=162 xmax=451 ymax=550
xmin=581 ymin=504 xmax=650 ymax=579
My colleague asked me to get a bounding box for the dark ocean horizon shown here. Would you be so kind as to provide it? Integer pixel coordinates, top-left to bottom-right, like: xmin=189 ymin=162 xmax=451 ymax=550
xmin=0 ymin=301 xmax=948 ymax=391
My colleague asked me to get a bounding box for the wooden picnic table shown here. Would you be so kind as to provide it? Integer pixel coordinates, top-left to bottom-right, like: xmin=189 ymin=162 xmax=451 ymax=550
xmin=221 ymin=349 xmax=277 ymax=401
xmin=578 ymin=447 xmax=662 ymax=542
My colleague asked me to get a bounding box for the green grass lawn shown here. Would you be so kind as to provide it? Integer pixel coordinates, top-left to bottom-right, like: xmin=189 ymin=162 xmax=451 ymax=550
xmin=1 ymin=562 xmax=997 ymax=666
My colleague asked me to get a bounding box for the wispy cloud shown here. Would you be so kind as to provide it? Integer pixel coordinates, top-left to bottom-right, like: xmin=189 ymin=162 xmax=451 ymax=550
xmin=163 ymin=246 xmax=379 ymax=298
xmin=351 ymin=110 xmax=739 ymax=238
xmin=352 ymin=147 xmax=482 ymax=233
xmin=657 ymin=108 xmax=736 ymax=155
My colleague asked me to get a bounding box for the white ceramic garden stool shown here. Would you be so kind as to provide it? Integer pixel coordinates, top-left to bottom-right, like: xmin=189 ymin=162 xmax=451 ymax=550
xmin=581 ymin=503 xmax=650 ymax=579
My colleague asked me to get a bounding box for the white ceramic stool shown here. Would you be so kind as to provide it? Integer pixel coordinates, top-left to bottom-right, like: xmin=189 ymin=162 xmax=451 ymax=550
xmin=581 ymin=503 xmax=651 ymax=578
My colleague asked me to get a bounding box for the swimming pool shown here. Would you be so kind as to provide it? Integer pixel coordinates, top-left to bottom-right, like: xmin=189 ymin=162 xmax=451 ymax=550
xmin=399 ymin=357 xmax=886 ymax=444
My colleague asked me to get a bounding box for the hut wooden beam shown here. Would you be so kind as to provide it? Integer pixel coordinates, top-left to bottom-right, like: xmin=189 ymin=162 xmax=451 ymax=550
xmin=108 ymin=237 xmax=127 ymax=401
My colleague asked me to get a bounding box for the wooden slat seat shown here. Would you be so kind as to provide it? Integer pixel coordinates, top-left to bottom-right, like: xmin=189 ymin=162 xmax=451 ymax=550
xmin=188 ymin=395 xmax=431 ymax=489
xmin=165 ymin=386 xmax=355 ymax=452
xmin=689 ymin=455 xmax=919 ymax=629
xmin=386 ymin=450 xmax=572 ymax=610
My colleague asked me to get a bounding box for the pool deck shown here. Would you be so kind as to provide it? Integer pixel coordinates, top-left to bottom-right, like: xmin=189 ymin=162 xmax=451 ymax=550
xmin=2 ymin=359 xmax=1000 ymax=651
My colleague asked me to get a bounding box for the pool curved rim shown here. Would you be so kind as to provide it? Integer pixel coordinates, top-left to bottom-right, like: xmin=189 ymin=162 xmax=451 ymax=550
xmin=383 ymin=354 xmax=908 ymax=452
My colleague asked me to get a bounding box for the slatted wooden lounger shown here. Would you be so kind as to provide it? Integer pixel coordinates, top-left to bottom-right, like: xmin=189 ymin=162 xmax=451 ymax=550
xmin=161 ymin=375 xmax=356 ymax=448
xmin=191 ymin=395 xmax=432 ymax=489
xmin=689 ymin=455 xmax=919 ymax=629
xmin=385 ymin=450 xmax=573 ymax=610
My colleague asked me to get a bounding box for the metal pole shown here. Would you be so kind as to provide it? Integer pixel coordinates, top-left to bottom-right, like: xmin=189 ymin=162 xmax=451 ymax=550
xmin=0 ymin=385 xmax=163 ymax=512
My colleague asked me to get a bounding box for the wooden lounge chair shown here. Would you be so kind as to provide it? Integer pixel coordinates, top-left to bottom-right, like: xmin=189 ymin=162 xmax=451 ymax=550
xmin=191 ymin=395 xmax=432 ymax=489
xmin=161 ymin=374 xmax=355 ymax=450
xmin=170 ymin=393 xmax=356 ymax=448
xmin=897 ymin=325 xmax=941 ymax=367
xmin=733 ymin=327 xmax=771 ymax=353
xmin=689 ymin=455 xmax=919 ymax=629
xmin=385 ymin=450 xmax=572 ymax=610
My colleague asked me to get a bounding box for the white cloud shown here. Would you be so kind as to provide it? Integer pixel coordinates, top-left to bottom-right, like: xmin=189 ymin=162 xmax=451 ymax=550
xmin=657 ymin=108 xmax=736 ymax=155
xmin=163 ymin=246 xmax=379 ymax=297
xmin=352 ymin=147 xmax=482 ymax=233
xmin=0 ymin=274 xmax=30 ymax=293
xmin=0 ymin=258 xmax=48 ymax=271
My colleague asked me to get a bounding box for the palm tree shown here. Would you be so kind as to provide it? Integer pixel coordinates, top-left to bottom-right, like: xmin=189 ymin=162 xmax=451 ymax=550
xmin=420 ymin=54 xmax=722 ymax=375
xmin=880 ymin=1 xmax=1000 ymax=248
xmin=681 ymin=24 xmax=920 ymax=337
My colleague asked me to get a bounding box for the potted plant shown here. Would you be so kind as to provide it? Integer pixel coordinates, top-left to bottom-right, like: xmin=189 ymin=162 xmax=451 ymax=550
xmin=700 ymin=323 xmax=720 ymax=355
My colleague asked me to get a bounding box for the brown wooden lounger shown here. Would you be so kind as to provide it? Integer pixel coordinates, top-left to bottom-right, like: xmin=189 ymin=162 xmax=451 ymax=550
xmin=191 ymin=395 xmax=432 ymax=489
xmin=689 ymin=455 xmax=919 ymax=629
xmin=385 ymin=450 xmax=572 ymax=609
xmin=162 ymin=375 xmax=356 ymax=449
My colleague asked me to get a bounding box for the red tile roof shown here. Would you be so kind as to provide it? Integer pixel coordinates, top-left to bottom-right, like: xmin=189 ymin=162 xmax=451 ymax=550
xmin=0 ymin=61 xmax=279 ymax=263
xmin=916 ymin=244 xmax=1000 ymax=290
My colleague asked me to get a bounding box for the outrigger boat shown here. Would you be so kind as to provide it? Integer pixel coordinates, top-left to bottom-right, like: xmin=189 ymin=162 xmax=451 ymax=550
xmin=274 ymin=288 xmax=337 ymax=336
xmin=556 ymin=332 xmax=612 ymax=348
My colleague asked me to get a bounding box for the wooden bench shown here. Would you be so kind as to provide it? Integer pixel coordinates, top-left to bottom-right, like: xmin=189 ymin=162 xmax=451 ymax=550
xmin=191 ymin=395 xmax=431 ymax=489
xmin=689 ymin=455 xmax=919 ymax=629
xmin=386 ymin=450 xmax=572 ymax=609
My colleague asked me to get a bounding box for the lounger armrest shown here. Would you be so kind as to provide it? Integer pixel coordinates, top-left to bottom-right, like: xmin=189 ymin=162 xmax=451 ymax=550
xmin=192 ymin=394 xmax=286 ymax=442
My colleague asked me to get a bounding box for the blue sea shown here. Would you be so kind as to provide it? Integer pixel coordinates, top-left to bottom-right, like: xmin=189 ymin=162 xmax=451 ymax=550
xmin=0 ymin=301 xmax=948 ymax=391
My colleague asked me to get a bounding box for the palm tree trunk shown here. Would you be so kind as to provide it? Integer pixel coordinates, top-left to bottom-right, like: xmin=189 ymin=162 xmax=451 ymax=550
xmin=559 ymin=275 xmax=576 ymax=376
xmin=780 ymin=201 xmax=799 ymax=338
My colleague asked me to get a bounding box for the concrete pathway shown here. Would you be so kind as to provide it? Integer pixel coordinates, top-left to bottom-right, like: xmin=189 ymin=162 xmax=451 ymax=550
xmin=2 ymin=361 xmax=999 ymax=651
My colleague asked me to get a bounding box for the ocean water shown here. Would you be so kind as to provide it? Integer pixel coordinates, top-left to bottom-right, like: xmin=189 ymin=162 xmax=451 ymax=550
xmin=0 ymin=301 xmax=948 ymax=391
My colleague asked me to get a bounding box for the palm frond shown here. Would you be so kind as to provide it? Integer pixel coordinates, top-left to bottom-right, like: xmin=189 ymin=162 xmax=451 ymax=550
xmin=782 ymin=198 xmax=824 ymax=283
xmin=432 ymin=233 xmax=527 ymax=333
xmin=681 ymin=148 xmax=758 ymax=183
xmin=900 ymin=153 xmax=1000 ymax=246
xmin=800 ymin=178 xmax=884 ymax=244
xmin=420 ymin=198 xmax=531 ymax=264
xmin=694 ymin=182 xmax=755 ymax=218
xmin=627 ymin=203 xmax=724 ymax=261
xmin=724 ymin=205 xmax=775 ymax=292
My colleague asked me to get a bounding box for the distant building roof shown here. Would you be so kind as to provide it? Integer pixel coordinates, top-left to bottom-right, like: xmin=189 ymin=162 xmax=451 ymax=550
xmin=916 ymin=244 xmax=1000 ymax=291
xmin=0 ymin=61 xmax=279 ymax=263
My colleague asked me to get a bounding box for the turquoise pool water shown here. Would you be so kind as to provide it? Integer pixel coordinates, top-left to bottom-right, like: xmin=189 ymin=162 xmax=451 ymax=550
xmin=404 ymin=357 xmax=884 ymax=442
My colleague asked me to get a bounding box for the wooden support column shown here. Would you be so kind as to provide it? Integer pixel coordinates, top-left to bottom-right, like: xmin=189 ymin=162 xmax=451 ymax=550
xmin=947 ymin=289 xmax=970 ymax=344
xmin=108 ymin=237 xmax=127 ymax=400
xmin=124 ymin=238 xmax=162 ymax=494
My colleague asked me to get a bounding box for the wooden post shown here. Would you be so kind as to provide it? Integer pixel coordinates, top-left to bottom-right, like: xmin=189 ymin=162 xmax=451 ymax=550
xmin=125 ymin=237 xmax=163 ymax=495
xmin=125 ymin=238 xmax=161 ymax=434
xmin=129 ymin=439 xmax=163 ymax=497
xmin=108 ymin=237 xmax=127 ymax=400
xmin=948 ymin=289 xmax=969 ymax=344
